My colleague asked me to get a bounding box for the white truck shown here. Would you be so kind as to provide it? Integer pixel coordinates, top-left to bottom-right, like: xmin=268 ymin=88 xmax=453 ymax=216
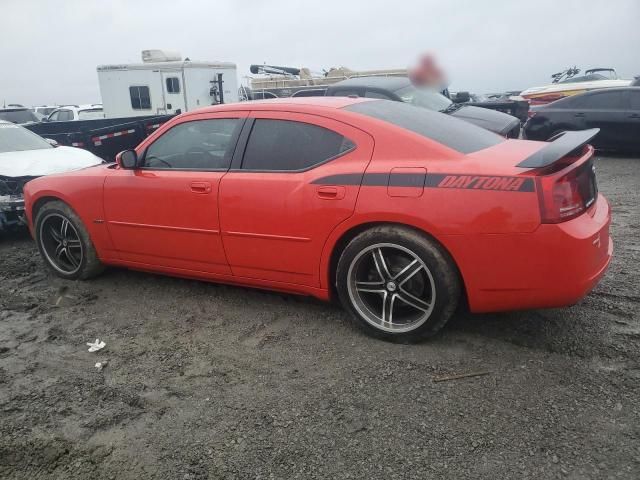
xmin=97 ymin=50 xmax=239 ymax=118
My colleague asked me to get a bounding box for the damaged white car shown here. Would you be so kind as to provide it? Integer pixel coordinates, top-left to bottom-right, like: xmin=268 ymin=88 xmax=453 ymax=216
xmin=0 ymin=121 xmax=102 ymax=231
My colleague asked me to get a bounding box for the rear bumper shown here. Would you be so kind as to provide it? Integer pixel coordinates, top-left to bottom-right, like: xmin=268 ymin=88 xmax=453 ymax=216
xmin=444 ymin=194 xmax=612 ymax=312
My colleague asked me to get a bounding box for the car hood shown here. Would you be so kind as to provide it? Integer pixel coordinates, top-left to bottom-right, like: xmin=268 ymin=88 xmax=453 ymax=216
xmin=0 ymin=146 xmax=102 ymax=177
xmin=450 ymin=105 xmax=519 ymax=136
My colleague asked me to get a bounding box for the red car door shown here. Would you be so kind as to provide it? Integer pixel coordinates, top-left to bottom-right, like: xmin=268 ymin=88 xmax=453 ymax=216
xmin=219 ymin=111 xmax=374 ymax=286
xmin=103 ymin=112 xmax=246 ymax=274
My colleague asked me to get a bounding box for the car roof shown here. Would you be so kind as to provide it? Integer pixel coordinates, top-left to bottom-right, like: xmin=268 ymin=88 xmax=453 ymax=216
xmin=183 ymin=96 xmax=371 ymax=116
xmin=328 ymin=76 xmax=412 ymax=91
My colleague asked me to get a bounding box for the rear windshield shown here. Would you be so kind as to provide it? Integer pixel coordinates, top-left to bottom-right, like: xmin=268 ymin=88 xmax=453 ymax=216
xmin=344 ymin=100 xmax=504 ymax=154
xmin=0 ymin=109 xmax=39 ymax=124
xmin=78 ymin=109 xmax=104 ymax=120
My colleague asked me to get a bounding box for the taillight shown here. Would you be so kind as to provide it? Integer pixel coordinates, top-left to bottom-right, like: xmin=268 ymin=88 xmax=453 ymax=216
xmin=536 ymin=157 xmax=597 ymax=223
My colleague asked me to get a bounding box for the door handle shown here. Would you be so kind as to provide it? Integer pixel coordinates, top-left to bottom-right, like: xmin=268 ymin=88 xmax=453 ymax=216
xmin=629 ymin=113 xmax=640 ymax=119
xmin=316 ymin=186 xmax=346 ymax=200
xmin=190 ymin=181 xmax=211 ymax=194
xmin=574 ymin=112 xmax=586 ymax=117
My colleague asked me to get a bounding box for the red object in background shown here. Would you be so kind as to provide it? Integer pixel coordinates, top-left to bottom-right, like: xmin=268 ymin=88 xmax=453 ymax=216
xmin=23 ymin=97 xmax=611 ymax=316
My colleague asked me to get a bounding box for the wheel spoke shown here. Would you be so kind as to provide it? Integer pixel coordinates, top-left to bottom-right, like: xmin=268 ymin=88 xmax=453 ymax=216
xmin=396 ymin=289 xmax=431 ymax=312
xmin=372 ymin=248 xmax=391 ymax=280
xmin=55 ymin=243 xmax=66 ymax=260
xmin=60 ymin=219 xmax=69 ymax=238
xmin=394 ymin=259 xmax=424 ymax=285
xmin=64 ymin=248 xmax=79 ymax=268
xmin=66 ymin=239 xmax=81 ymax=248
xmin=381 ymin=292 xmax=396 ymax=324
xmin=355 ymin=280 xmax=385 ymax=294
xmin=50 ymin=227 xmax=63 ymax=243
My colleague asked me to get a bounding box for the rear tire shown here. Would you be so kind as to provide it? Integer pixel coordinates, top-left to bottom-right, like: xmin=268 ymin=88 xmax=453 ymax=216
xmin=336 ymin=225 xmax=461 ymax=342
xmin=34 ymin=201 xmax=104 ymax=280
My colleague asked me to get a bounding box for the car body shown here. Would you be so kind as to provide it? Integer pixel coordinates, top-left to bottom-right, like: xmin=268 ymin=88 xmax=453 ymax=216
xmin=46 ymin=104 xmax=104 ymax=122
xmin=0 ymin=107 xmax=41 ymax=124
xmin=0 ymin=121 xmax=103 ymax=231
xmin=523 ymin=87 xmax=640 ymax=151
xmin=23 ymin=98 xmax=612 ymax=341
xmin=324 ymin=77 xmax=521 ymax=138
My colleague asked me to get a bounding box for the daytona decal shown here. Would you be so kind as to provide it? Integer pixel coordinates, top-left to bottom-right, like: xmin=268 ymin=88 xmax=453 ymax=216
xmin=313 ymin=173 xmax=535 ymax=192
xmin=434 ymin=175 xmax=533 ymax=192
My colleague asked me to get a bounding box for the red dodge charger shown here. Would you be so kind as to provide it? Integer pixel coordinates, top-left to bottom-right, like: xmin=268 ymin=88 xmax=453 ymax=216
xmin=23 ymin=97 xmax=612 ymax=341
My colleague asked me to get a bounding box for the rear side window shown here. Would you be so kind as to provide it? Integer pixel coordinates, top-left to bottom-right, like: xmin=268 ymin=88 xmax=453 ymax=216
xmin=330 ymin=88 xmax=362 ymax=97
xmin=130 ymin=86 xmax=151 ymax=110
xmin=571 ymin=91 xmax=624 ymax=109
xmin=242 ymin=119 xmax=355 ymax=171
xmin=345 ymin=100 xmax=503 ymax=154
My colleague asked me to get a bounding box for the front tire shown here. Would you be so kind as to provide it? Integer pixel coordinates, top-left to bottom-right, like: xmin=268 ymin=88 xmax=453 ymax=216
xmin=336 ymin=226 xmax=461 ymax=342
xmin=34 ymin=201 xmax=104 ymax=280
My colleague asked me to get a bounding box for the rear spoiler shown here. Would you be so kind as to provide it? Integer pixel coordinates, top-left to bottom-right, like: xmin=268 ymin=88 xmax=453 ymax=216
xmin=517 ymin=128 xmax=599 ymax=168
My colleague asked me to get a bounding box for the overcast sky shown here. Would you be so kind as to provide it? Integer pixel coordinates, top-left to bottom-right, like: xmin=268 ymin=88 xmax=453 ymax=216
xmin=2 ymin=0 xmax=639 ymax=106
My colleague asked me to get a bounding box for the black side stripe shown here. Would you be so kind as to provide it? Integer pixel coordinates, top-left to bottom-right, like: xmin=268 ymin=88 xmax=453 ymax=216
xmin=312 ymin=172 xmax=535 ymax=193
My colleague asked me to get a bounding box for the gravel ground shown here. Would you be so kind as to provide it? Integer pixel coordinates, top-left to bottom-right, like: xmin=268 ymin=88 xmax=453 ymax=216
xmin=0 ymin=154 xmax=638 ymax=480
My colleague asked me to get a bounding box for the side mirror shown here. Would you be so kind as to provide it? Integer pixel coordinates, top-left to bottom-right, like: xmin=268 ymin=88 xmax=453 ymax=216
xmin=45 ymin=138 xmax=59 ymax=147
xmin=116 ymin=149 xmax=138 ymax=169
xmin=455 ymin=91 xmax=471 ymax=103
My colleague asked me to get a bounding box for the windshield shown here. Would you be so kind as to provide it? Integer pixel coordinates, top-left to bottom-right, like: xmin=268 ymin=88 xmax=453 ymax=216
xmin=0 ymin=109 xmax=39 ymax=124
xmin=78 ymin=108 xmax=104 ymax=120
xmin=395 ymin=85 xmax=453 ymax=111
xmin=0 ymin=123 xmax=52 ymax=153
xmin=559 ymin=74 xmax=607 ymax=84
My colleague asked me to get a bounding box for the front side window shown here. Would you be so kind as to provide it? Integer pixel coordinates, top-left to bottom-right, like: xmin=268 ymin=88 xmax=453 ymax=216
xmin=49 ymin=109 xmax=73 ymax=121
xmin=130 ymin=86 xmax=151 ymax=110
xmin=241 ymin=119 xmax=354 ymax=171
xmin=143 ymin=118 xmax=240 ymax=170
xmin=166 ymin=77 xmax=180 ymax=94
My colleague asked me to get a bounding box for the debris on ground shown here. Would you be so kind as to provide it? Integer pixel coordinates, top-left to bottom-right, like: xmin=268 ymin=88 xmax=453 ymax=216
xmin=86 ymin=339 xmax=106 ymax=352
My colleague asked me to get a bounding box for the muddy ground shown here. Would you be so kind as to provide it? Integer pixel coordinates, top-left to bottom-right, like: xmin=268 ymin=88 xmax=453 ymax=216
xmin=0 ymin=155 xmax=638 ymax=480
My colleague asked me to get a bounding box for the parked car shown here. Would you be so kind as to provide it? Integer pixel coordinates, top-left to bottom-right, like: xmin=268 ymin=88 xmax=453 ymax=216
xmin=324 ymin=77 xmax=521 ymax=138
xmin=0 ymin=120 xmax=102 ymax=231
xmin=523 ymin=87 xmax=640 ymax=151
xmin=46 ymin=104 xmax=104 ymax=122
xmin=32 ymin=105 xmax=67 ymax=117
xmin=0 ymin=107 xmax=41 ymax=124
xmin=23 ymin=97 xmax=611 ymax=342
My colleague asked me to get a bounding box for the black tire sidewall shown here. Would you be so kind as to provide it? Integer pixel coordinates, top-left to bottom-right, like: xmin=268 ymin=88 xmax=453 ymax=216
xmin=336 ymin=226 xmax=460 ymax=342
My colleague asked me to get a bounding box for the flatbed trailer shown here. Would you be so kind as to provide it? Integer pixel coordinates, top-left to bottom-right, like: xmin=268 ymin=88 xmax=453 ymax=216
xmin=24 ymin=114 xmax=175 ymax=162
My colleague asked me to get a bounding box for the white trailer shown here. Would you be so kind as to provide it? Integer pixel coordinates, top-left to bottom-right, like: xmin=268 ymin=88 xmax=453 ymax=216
xmin=97 ymin=50 xmax=238 ymax=118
